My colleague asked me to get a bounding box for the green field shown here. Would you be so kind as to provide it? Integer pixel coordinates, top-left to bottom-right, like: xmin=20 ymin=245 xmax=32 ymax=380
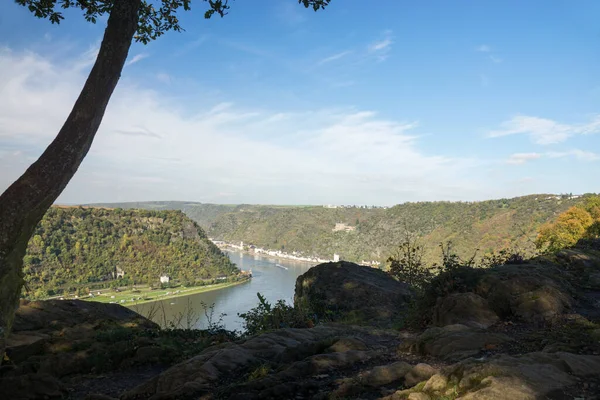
xmin=83 ymin=278 xmax=250 ymax=306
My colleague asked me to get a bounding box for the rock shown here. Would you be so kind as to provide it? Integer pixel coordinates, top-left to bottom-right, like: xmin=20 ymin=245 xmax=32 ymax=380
xmin=84 ymin=394 xmax=118 ymax=400
xmin=432 ymin=292 xmax=499 ymax=329
xmin=407 ymin=393 xmax=431 ymax=400
xmin=326 ymin=337 xmax=368 ymax=353
xmin=404 ymin=363 xmax=437 ymax=387
xmin=514 ymin=285 xmax=571 ymax=323
xmin=13 ymin=299 xmax=158 ymax=333
xmin=306 ymin=350 xmax=373 ymax=374
xmin=556 ymin=247 xmax=600 ymax=272
xmin=363 ymin=361 xmax=412 ymax=387
xmin=294 ymin=261 xmax=413 ymax=327
xmin=5 ymin=332 xmax=49 ymax=364
xmin=458 ymin=376 xmax=537 ymax=399
xmin=422 ymin=373 xmax=448 ymax=393
xmin=122 ymin=325 xmax=350 ymax=400
xmin=445 ymin=351 xmax=600 ymax=399
xmin=476 ymin=264 xmax=574 ymax=323
xmin=588 ymin=272 xmax=600 ymax=289
xmin=0 ymin=373 xmax=64 ymax=400
xmin=130 ymin=346 xmax=165 ymax=365
xmin=401 ymin=324 xmax=512 ymax=361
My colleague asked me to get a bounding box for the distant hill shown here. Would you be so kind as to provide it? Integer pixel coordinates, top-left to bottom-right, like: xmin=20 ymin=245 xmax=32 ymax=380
xmin=24 ymin=207 xmax=238 ymax=298
xmin=87 ymin=194 xmax=594 ymax=264
xmin=85 ymin=201 xmax=240 ymax=229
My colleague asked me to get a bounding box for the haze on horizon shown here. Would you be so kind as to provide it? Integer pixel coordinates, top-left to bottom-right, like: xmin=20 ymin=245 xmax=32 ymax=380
xmin=1 ymin=0 xmax=599 ymax=206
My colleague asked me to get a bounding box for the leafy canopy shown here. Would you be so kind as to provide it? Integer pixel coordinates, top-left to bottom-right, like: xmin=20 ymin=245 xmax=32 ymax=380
xmin=536 ymin=195 xmax=600 ymax=252
xmin=16 ymin=0 xmax=331 ymax=43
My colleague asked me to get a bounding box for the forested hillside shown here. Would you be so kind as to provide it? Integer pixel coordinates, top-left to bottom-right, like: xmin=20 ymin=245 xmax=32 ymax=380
xmin=208 ymin=195 xmax=590 ymax=263
xmin=23 ymin=207 xmax=238 ymax=298
xmin=90 ymin=194 xmax=594 ymax=264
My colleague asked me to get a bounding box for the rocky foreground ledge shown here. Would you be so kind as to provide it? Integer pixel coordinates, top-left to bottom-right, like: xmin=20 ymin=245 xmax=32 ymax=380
xmin=3 ymin=241 xmax=600 ymax=399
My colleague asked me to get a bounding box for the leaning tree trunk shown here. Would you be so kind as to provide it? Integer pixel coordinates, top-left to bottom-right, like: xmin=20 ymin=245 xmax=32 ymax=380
xmin=0 ymin=0 xmax=141 ymax=359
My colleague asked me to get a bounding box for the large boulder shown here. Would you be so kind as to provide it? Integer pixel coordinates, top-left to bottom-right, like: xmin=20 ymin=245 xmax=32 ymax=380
xmin=12 ymin=299 xmax=158 ymax=332
xmin=393 ymin=351 xmax=600 ymax=400
xmin=294 ymin=261 xmax=413 ymax=327
xmin=432 ymin=292 xmax=499 ymax=329
xmin=122 ymin=325 xmax=401 ymax=400
xmin=399 ymin=324 xmax=512 ymax=361
xmin=6 ymin=300 xmax=158 ymax=365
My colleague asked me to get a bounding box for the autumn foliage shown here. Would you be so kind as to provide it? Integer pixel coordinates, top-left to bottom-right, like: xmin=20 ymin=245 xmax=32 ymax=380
xmin=536 ymin=195 xmax=600 ymax=252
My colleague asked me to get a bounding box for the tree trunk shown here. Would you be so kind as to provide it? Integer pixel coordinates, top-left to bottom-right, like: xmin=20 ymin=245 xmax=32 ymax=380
xmin=0 ymin=0 xmax=141 ymax=359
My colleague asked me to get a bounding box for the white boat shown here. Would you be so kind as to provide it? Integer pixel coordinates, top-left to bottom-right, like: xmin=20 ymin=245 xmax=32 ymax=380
xmin=275 ymin=263 xmax=288 ymax=270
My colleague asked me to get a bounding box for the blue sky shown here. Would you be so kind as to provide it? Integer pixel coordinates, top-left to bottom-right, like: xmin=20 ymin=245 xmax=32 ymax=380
xmin=0 ymin=0 xmax=599 ymax=205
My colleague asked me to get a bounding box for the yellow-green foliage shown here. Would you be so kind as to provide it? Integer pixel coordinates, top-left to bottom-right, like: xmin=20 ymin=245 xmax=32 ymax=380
xmin=536 ymin=195 xmax=600 ymax=252
xmin=23 ymin=207 xmax=238 ymax=297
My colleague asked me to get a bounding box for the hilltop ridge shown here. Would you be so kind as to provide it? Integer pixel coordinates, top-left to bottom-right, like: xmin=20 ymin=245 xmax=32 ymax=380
xmin=89 ymin=194 xmax=594 ymax=263
xmin=23 ymin=207 xmax=238 ymax=298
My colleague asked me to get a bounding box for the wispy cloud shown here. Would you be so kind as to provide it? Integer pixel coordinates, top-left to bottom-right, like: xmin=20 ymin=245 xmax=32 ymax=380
xmin=546 ymin=149 xmax=600 ymax=161
xmin=114 ymin=127 xmax=161 ymax=139
xmin=125 ymin=53 xmax=149 ymax=66
xmin=318 ymin=50 xmax=352 ymax=65
xmin=0 ymin=46 xmax=493 ymax=205
xmin=488 ymin=115 xmax=600 ymax=145
xmin=173 ymin=35 xmax=208 ymax=57
xmin=156 ymin=73 xmax=172 ymax=84
xmin=368 ymin=30 xmax=393 ymax=62
xmin=506 ymin=152 xmax=541 ymax=165
xmin=475 ymin=45 xmax=503 ymax=63
xmin=506 ymin=149 xmax=599 ymax=165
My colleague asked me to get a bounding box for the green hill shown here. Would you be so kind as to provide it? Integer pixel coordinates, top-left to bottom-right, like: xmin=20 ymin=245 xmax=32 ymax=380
xmin=23 ymin=207 xmax=239 ymax=298
xmin=88 ymin=194 xmax=594 ymax=264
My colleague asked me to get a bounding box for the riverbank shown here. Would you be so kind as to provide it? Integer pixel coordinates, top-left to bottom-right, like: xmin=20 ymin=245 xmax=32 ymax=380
xmin=214 ymin=240 xmax=381 ymax=267
xmin=218 ymin=244 xmax=322 ymax=265
xmin=84 ymin=278 xmax=251 ymax=306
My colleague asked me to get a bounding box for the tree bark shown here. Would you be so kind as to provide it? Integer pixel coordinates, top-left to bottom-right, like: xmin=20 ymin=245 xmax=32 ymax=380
xmin=0 ymin=0 xmax=141 ymax=359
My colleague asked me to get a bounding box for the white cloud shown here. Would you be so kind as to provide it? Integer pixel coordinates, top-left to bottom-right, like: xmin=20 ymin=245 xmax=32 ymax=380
xmin=476 ymin=44 xmax=491 ymax=52
xmin=546 ymin=149 xmax=600 ymax=161
xmin=489 ymin=55 xmax=502 ymax=63
xmin=317 ymin=50 xmax=352 ymax=65
xmin=488 ymin=115 xmax=600 ymax=145
xmin=506 ymin=149 xmax=599 ymax=165
xmin=125 ymin=53 xmax=149 ymax=66
xmin=156 ymin=72 xmax=172 ymax=84
xmin=506 ymin=153 xmax=542 ymax=165
xmin=368 ymin=30 xmax=393 ymax=62
xmin=0 ymin=46 xmax=496 ymax=205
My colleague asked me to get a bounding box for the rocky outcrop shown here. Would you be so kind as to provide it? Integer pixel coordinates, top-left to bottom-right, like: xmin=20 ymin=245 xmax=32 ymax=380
xmin=122 ymin=324 xmax=403 ymax=400
xmin=5 ymin=241 xmax=600 ymax=400
xmin=399 ymin=324 xmax=512 ymax=361
xmin=294 ymin=261 xmax=413 ymax=327
xmin=432 ymin=292 xmax=499 ymax=329
xmin=1 ymin=300 xmax=186 ymax=400
xmin=390 ymin=352 xmax=600 ymax=400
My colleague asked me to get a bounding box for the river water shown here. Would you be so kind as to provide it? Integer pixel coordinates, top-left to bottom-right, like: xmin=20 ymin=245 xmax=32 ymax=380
xmin=130 ymin=250 xmax=314 ymax=331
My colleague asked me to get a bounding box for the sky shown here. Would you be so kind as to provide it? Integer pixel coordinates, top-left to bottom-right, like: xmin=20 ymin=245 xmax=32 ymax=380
xmin=0 ymin=0 xmax=599 ymax=206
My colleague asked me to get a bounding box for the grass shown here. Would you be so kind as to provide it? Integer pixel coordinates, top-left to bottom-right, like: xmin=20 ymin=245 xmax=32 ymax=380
xmin=82 ymin=278 xmax=250 ymax=306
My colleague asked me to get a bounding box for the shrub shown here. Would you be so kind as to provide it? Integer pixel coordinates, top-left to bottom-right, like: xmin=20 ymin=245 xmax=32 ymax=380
xmin=238 ymin=293 xmax=314 ymax=336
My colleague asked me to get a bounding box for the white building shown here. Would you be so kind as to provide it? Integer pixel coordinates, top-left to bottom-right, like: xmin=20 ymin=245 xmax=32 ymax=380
xmin=160 ymin=275 xmax=170 ymax=284
xmin=333 ymin=254 xmax=340 ymax=262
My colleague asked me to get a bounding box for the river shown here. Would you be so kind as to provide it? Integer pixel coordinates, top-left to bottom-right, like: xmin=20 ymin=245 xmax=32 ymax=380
xmin=130 ymin=250 xmax=314 ymax=331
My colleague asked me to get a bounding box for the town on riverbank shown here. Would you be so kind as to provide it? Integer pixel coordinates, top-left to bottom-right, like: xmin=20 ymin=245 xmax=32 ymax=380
xmin=211 ymin=239 xmax=382 ymax=267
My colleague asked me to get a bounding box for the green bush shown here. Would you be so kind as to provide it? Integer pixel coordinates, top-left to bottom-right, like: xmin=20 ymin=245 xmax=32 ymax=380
xmin=238 ymin=293 xmax=315 ymax=336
